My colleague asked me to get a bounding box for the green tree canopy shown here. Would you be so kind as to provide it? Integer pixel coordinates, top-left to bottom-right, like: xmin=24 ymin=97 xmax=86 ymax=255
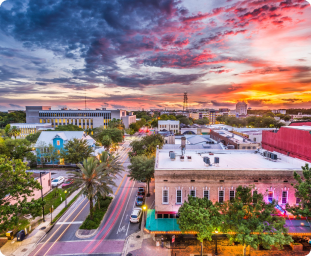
xmin=54 ymin=124 xmax=84 ymax=131
xmin=0 ymin=158 xmax=44 ymax=233
xmin=101 ymin=135 xmax=112 ymax=150
xmin=93 ymin=127 xmax=123 ymax=144
xmin=220 ymin=185 xmax=292 ymax=256
xmin=194 ymin=118 xmax=209 ymax=125
xmin=128 ymin=155 xmax=154 ymax=194
xmin=108 ymin=118 xmax=124 ymax=130
xmin=0 ymin=111 xmax=26 ymax=128
xmin=178 ymin=196 xmax=222 ymax=254
xmin=129 ymin=134 xmax=164 ymax=157
xmin=287 ymin=163 xmax=311 ymax=218
xmin=25 ymin=131 xmax=42 ymax=143
xmin=61 ymin=138 xmax=94 ymax=164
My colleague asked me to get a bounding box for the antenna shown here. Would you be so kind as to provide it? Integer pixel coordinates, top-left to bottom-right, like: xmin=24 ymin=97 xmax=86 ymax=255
xmin=183 ymin=92 xmax=188 ymax=112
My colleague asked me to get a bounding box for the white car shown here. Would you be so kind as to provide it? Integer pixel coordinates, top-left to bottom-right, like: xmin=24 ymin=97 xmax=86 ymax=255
xmin=130 ymin=208 xmax=142 ymax=223
xmin=51 ymin=176 xmax=65 ymax=187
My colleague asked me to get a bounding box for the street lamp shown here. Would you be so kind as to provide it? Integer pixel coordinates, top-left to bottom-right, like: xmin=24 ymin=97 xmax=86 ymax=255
xmin=140 ymin=205 xmax=147 ymax=238
xmin=64 ymin=190 xmax=68 ymax=207
xmin=215 ymin=228 xmax=219 ymax=256
xmin=39 ymin=172 xmax=45 ymax=222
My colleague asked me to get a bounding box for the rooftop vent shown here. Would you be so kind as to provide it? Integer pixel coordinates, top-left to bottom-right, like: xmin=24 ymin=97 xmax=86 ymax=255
xmin=170 ymin=152 xmax=176 ymax=161
xmin=203 ymin=156 xmax=210 ymax=165
xmin=214 ymin=157 xmax=219 ymax=164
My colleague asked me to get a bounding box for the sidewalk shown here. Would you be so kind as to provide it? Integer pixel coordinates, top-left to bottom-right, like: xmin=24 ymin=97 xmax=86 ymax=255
xmin=0 ymin=188 xmax=81 ymax=256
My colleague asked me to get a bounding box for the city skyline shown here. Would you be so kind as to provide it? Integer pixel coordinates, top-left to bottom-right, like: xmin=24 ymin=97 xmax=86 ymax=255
xmin=0 ymin=0 xmax=311 ymax=111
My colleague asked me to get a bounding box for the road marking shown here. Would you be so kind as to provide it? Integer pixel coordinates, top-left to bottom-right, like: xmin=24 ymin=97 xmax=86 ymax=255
xmin=43 ymin=202 xmax=89 ymax=256
xmin=126 ymin=191 xmax=137 ymax=237
xmin=55 ymin=221 xmax=83 ymax=225
xmin=114 ymin=147 xmax=131 ymax=196
xmin=33 ymin=197 xmax=87 ymax=256
xmin=117 ymin=180 xmax=136 ymax=234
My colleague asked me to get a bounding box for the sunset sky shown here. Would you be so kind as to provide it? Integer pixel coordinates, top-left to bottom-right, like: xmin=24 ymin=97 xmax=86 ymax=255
xmin=0 ymin=0 xmax=311 ymax=111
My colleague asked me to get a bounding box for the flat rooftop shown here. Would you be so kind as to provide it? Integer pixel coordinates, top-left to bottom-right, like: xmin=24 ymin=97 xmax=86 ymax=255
xmin=284 ymin=126 xmax=311 ymax=131
xmin=213 ymin=130 xmax=258 ymax=144
xmin=155 ymin=149 xmax=309 ymax=171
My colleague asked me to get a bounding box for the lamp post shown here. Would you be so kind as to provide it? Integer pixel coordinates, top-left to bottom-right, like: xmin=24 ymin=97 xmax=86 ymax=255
xmin=39 ymin=172 xmax=45 ymax=222
xmin=64 ymin=190 xmax=68 ymax=207
xmin=140 ymin=205 xmax=147 ymax=238
xmin=215 ymin=228 xmax=219 ymax=256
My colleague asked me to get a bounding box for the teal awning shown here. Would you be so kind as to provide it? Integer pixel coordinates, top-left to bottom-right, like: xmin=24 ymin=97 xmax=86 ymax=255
xmin=145 ymin=209 xmax=181 ymax=232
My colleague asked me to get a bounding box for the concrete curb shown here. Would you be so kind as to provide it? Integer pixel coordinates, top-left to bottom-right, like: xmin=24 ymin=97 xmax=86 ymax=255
xmin=75 ymin=194 xmax=115 ymax=240
xmin=121 ymin=231 xmax=140 ymax=256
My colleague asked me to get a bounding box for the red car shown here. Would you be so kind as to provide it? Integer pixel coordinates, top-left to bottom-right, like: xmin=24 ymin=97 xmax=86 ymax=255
xmin=62 ymin=179 xmax=74 ymax=188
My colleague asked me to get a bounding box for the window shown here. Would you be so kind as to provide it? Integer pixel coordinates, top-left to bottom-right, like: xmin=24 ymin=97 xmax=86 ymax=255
xmin=296 ymin=197 xmax=301 ymax=204
xmin=157 ymin=214 xmax=163 ymax=219
xmin=162 ymin=190 xmax=169 ymax=204
xmin=57 ymin=140 xmax=60 ymax=146
xmin=253 ymin=138 xmax=256 ymax=142
xmin=176 ymin=190 xmax=182 ymax=204
xmin=268 ymin=191 xmax=273 ymax=203
xmin=253 ymin=191 xmax=258 ymax=204
xmin=282 ymin=191 xmax=287 ymax=204
xmin=219 ymin=191 xmax=224 ymax=203
xmin=203 ymin=190 xmax=209 ymax=199
xmin=190 ymin=190 xmax=196 ymax=197
xmin=230 ymin=190 xmax=235 ymax=201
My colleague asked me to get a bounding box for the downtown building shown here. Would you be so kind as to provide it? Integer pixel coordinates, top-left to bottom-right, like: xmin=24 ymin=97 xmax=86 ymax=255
xmin=145 ymin=147 xmax=309 ymax=235
xmin=26 ymin=106 xmax=136 ymax=129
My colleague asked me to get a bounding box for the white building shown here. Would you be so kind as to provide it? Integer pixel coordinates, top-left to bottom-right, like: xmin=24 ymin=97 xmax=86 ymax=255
xmin=236 ymin=102 xmax=247 ymax=115
xmin=9 ymin=123 xmax=53 ymax=138
xmin=158 ymin=120 xmax=180 ymax=134
xmin=272 ymin=109 xmax=287 ymax=115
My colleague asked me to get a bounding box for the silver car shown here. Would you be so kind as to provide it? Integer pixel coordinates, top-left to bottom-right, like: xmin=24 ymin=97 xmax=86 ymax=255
xmin=130 ymin=208 xmax=142 ymax=223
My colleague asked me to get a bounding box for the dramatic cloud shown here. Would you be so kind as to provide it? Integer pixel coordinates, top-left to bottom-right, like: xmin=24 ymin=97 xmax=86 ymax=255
xmin=0 ymin=0 xmax=310 ymax=110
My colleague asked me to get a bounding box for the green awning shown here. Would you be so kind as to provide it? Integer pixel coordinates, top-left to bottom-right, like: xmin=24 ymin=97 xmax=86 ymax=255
xmin=145 ymin=209 xmax=181 ymax=232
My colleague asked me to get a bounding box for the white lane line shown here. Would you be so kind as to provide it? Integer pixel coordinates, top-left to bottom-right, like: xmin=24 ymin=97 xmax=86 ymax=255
xmin=125 ymin=190 xmax=137 ymax=237
xmin=55 ymin=221 xmax=83 ymax=225
xmin=117 ymin=180 xmax=136 ymax=234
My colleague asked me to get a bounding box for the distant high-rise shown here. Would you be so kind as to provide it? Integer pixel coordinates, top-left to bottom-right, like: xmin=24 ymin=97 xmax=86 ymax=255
xmin=183 ymin=92 xmax=188 ymax=112
xmin=236 ymin=101 xmax=247 ymax=115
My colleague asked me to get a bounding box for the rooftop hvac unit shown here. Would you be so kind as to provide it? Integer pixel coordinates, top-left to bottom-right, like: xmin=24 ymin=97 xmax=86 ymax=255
xmin=263 ymin=151 xmax=268 ymax=157
xmin=203 ymin=157 xmax=210 ymax=165
xmin=169 ymin=151 xmax=174 ymax=157
xmin=170 ymin=152 xmax=176 ymax=161
xmin=214 ymin=157 xmax=219 ymax=164
xmin=271 ymin=153 xmax=277 ymax=160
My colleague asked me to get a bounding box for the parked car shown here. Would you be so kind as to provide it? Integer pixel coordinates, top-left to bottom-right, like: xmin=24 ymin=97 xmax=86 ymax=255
xmin=62 ymin=179 xmax=74 ymax=188
xmin=136 ymin=195 xmax=144 ymax=206
xmin=137 ymin=187 xmax=145 ymax=196
xmin=130 ymin=208 xmax=142 ymax=223
xmin=51 ymin=176 xmax=65 ymax=187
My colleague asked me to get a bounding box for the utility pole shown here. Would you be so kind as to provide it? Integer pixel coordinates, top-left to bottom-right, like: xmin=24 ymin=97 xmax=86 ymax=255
xmin=39 ymin=172 xmax=45 ymax=222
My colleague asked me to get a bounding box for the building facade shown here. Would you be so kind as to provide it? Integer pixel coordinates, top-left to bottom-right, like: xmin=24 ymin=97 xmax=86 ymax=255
xmin=158 ymin=120 xmax=180 ymax=134
xmin=9 ymin=123 xmax=53 ymax=138
xmin=35 ymin=131 xmax=96 ymax=165
xmin=208 ymin=110 xmax=216 ymax=124
xmin=121 ymin=112 xmax=136 ymax=128
xmin=236 ymin=102 xmax=247 ymax=115
xmin=26 ymin=106 xmax=135 ymax=129
xmin=262 ymin=126 xmax=311 ymax=162
xmin=153 ymin=148 xmax=307 ymax=220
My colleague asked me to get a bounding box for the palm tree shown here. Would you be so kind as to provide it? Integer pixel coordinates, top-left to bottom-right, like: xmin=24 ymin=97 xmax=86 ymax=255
xmin=99 ymin=151 xmax=124 ymax=181
xmin=8 ymin=126 xmax=21 ymax=139
xmin=70 ymin=157 xmax=116 ymax=220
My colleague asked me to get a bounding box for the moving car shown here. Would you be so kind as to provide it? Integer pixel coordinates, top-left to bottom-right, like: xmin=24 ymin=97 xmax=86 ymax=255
xmin=51 ymin=176 xmax=65 ymax=187
xmin=137 ymin=187 xmax=145 ymax=196
xmin=62 ymin=179 xmax=74 ymax=188
xmin=130 ymin=208 xmax=142 ymax=223
xmin=136 ymin=195 xmax=144 ymax=206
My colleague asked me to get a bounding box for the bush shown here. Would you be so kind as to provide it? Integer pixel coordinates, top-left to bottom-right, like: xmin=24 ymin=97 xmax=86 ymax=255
xmin=79 ymin=197 xmax=112 ymax=230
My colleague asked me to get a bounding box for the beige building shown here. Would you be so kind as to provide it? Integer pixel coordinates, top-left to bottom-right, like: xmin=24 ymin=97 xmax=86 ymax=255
xmin=158 ymin=120 xmax=179 ymax=134
xmin=236 ymin=101 xmax=247 ymax=115
xmin=153 ymin=148 xmax=306 ymax=219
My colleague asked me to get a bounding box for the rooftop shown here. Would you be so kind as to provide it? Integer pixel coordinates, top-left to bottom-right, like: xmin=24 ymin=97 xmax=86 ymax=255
xmin=284 ymin=126 xmax=311 ymax=131
xmin=155 ymin=149 xmax=310 ymax=171
xmin=213 ymin=129 xmax=258 ymax=144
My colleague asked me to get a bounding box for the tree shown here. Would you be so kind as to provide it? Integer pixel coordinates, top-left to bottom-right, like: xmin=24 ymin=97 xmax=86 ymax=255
xmin=179 ymin=117 xmax=192 ymax=125
xmin=0 ymin=138 xmax=34 ymax=163
xmin=287 ymin=163 xmax=311 ymax=218
xmin=61 ymin=138 xmax=94 ymax=164
xmin=26 ymin=131 xmax=41 ymax=143
xmin=130 ymin=134 xmax=164 ymax=157
xmin=283 ymin=115 xmax=291 ymax=121
xmin=125 ymin=128 xmax=135 ymax=135
xmin=54 ymin=124 xmax=83 ymax=131
xmin=10 ymin=126 xmax=21 ymax=139
xmin=70 ymin=157 xmax=116 ymax=220
xmin=101 ymin=135 xmax=112 ymax=150
xmin=128 ymin=155 xmax=154 ymax=195
xmin=194 ymin=117 xmax=209 ymax=125
xmin=220 ymin=186 xmax=292 ymax=256
xmin=0 ymin=158 xmax=44 ymax=233
xmin=151 ymin=119 xmax=158 ymax=128
xmin=93 ymin=127 xmax=123 ymax=144
xmin=108 ymin=118 xmax=124 ymax=130
xmin=0 ymin=111 xmax=26 ymax=128
xmin=178 ymin=196 xmax=222 ymax=255
xmin=99 ymin=151 xmax=124 ymax=182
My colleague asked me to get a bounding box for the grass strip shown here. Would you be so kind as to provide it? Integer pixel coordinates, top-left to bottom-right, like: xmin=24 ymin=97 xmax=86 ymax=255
xmin=79 ymin=197 xmax=112 ymax=230
xmin=52 ymin=190 xmax=82 ymax=223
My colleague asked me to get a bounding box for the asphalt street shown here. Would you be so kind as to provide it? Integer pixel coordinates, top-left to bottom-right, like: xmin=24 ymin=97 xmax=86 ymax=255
xmin=30 ymin=136 xmax=148 ymax=256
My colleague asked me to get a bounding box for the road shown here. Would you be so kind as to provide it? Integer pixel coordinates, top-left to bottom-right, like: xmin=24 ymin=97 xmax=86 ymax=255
xmin=30 ymin=137 xmax=147 ymax=256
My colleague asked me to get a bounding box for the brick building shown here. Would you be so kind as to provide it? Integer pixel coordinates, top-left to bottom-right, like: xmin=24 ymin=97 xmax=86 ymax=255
xmin=210 ymin=129 xmax=260 ymax=149
xmin=151 ymin=148 xmax=307 ymax=223
xmin=262 ymin=126 xmax=311 ymax=162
